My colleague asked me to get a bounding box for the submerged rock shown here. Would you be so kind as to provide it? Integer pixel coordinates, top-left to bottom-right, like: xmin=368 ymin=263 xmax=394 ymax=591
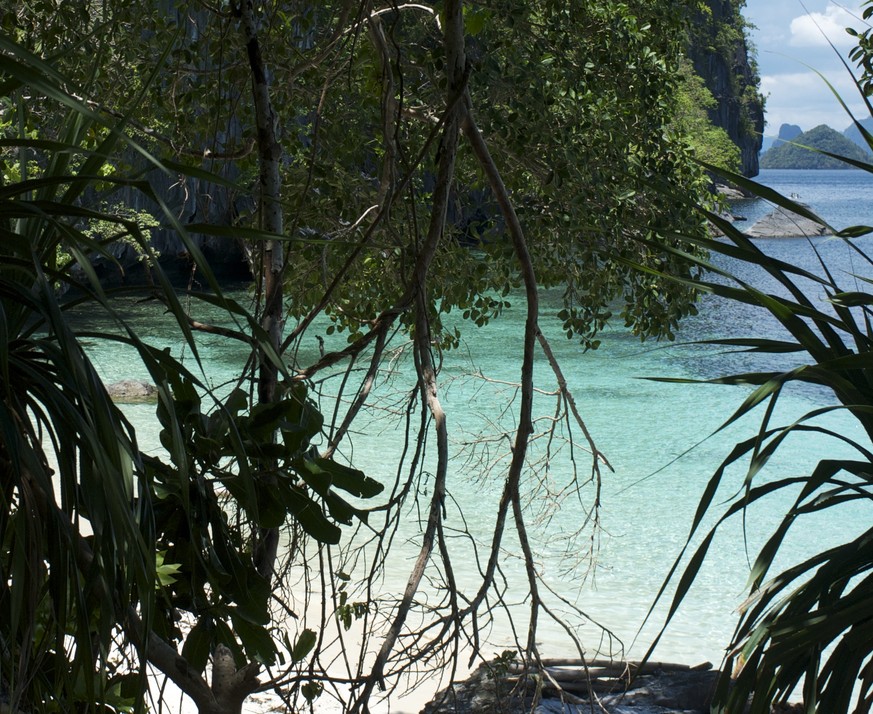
xmin=745 ymin=205 xmax=830 ymax=238
xmin=106 ymin=379 xmax=159 ymax=404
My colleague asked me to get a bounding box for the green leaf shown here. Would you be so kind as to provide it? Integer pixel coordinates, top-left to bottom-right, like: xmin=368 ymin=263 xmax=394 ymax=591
xmin=301 ymin=681 xmax=323 ymax=702
xmin=280 ymin=484 xmax=342 ymax=545
xmin=829 ymin=291 xmax=873 ymax=307
xmin=290 ymin=629 xmax=317 ymax=663
xmin=465 ymin=8 xmax=489 ymax=36
xmin=255 ymin=482 xmax=289 ymax=528
xmin=155 ymin=551 xmax=182 ymax=588
xmin=230 ymin=609 xmax=276 ymax=665
xmin=306 ymin=458 xmax=384 ymax=498
xmin=180 ymin=620 xmax=213 ymax=674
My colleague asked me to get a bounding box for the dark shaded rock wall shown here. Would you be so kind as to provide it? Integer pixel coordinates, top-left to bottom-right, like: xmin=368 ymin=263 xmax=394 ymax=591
xmin=82 ymin=162 xmax=254 ymax=288
xmin=689 ymin=0 xmax=765 ymax=176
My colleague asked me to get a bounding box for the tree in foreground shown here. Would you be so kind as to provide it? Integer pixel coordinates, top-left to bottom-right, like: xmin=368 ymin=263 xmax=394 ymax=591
xmin=0 ymin=29 xmax=380 ymax=714
xmin=1 ymin=0 xmax=726 ymax=711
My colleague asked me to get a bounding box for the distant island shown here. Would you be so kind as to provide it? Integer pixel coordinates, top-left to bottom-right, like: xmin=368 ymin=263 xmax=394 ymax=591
xmin=760 ymin=124 xmax=870 ymax=169
xmin=843 ymin=116 xmax=873 ymax=150
xmin=759 ymin=123 xmax=802 ymax=154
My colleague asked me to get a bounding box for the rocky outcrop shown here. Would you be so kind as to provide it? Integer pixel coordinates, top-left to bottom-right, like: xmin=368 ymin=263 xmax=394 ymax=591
xmin=844 ymin=116 xmax=873 ymax=151
xmin=78 ymin=165 xmax=253 ymax=288
xmin=775 ymin=123 xmax=803 ymax=146
xmin=746 ymin=205 xmax=830 ymax=238
xmin=689 ymin=0 xmax=765 ymax=177
xmin=760 ymin=124 xmax=871 ymax=169
xmin=761 ymin=124 xmax=802 ymax=154
xmin=105 ymin=379 xmax=159 ymax=404
xmin=715 ymin=184 xmax=748 ymax=201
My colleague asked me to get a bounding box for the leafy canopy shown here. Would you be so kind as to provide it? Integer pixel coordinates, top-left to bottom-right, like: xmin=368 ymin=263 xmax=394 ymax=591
xmin=5 ymin=0 xmax=717 ymax=348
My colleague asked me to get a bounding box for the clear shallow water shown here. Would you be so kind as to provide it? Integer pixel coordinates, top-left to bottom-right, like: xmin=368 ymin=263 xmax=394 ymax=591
xmin=72 ymin=169 xmax=873 ymax=705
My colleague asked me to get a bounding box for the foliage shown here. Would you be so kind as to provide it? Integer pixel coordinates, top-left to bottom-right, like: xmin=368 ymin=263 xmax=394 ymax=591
xmin=655 ymin=187 xmax=873 ymax=713
xmin=848 ymin=2 xmax=873 ymax=96
xmin=0 ymin=0 xmax=762 ymax=711
xmin=146 ymin=377 xmax=383 ymax=669
xmin=450 ymin=1 xmax=713 ymax=345
xmin=82 ymin=204 xmax=161 ymax=266
xmin=4 ymin=0 xmax=718 ymax=350
xmin=0 ymin=33 xmax=380 ymax=712
xmin=0 ymin=46 xmax=161 ymax=712
xmin=759 ymin=124 xmax=871 ymax=169
xmin=673 ymin=57 xmax=742 ymax=171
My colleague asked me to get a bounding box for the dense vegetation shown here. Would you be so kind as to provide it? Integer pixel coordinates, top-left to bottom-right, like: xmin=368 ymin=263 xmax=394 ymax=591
xmin=0 ymin=1 xmax=734 ymax=710
xmin=3 ymin=1 xmax=740 ymax=346
xmin=12 ymin=0 xmax=873 ymax=710
xmin=0 ymin=1 xmax=808 ymax=713
xmin=760 ymin=124 xmax=872 ymax=169
xmin=674 ymin=57 xmax=742 ymax=172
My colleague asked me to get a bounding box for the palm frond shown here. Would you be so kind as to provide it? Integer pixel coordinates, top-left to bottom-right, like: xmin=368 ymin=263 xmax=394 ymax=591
xmin=646 ymin=54 xmax=873 ymax=714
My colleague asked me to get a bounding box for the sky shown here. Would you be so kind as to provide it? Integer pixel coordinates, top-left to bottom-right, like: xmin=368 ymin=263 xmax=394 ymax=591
xmin=742 ymin=0 xmax=871 ymax=138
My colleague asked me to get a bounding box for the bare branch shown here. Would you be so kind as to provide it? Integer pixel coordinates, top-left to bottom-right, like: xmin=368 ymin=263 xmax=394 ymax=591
xmin=126 ymin=609 xmax=220 ymax=712
xmin=535 ymin=332 xmax=613 ymax=475
xmin=455 ymin=95 xmax=539 ymax=633
xmin=348 ymin=1 xmax=466 ymax=707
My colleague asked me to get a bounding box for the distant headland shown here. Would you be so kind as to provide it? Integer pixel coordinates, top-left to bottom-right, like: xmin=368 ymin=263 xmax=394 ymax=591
xmin=759 ymin=119 xmax=873 ymax=169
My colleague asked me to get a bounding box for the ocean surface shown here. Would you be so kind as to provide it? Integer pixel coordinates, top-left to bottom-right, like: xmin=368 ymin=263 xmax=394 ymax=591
xmin=76 ymin=168 xmax=873 ymax=710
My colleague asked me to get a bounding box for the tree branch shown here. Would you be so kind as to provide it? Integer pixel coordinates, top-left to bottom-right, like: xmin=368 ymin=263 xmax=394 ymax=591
xmin=126 ymin=608 xmax=219 ymax=712
xmin=457 ymin=95 xmax=539 ymax=625
xmin=348 ymin=0 xmax=466 ymax=708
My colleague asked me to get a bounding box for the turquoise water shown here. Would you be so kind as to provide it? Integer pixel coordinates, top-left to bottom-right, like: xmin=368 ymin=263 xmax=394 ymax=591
xmin=76 ymin=169 xmax=873 ymax=687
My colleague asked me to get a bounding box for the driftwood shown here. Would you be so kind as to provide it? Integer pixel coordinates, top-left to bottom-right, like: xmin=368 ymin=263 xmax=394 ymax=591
xmin=507 ymin=658 xmax=709 ymax=681
xmin=491 ymin=660 xmax=802 ymax=714
xmin=507 ymin=658 xmax=712 ymax=675
xmin=422 ymin=659 xmax=722 ymax=714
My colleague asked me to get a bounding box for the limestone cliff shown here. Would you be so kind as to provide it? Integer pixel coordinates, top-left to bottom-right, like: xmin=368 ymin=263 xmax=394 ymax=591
xmin=688 ymin=0 xmax=765 ymax=177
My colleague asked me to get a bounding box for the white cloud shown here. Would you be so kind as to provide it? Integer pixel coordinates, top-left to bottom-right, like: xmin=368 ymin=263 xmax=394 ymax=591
xmin=744 ymin=1 xmax=873 ymax=137
xmin=789 ymin=4 xmax=864 ymax=48
xmin=759 ymin=71 xmax=868 ymax=133
xmin=760 ymin=71 xmax=854 ymax=94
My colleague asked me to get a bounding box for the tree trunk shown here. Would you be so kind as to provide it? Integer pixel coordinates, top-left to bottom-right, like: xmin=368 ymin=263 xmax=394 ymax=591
xmin=236 ymin=0 xmax=284 ymax=590
xmin=138 ymin=3 xmax=286 ymax=712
